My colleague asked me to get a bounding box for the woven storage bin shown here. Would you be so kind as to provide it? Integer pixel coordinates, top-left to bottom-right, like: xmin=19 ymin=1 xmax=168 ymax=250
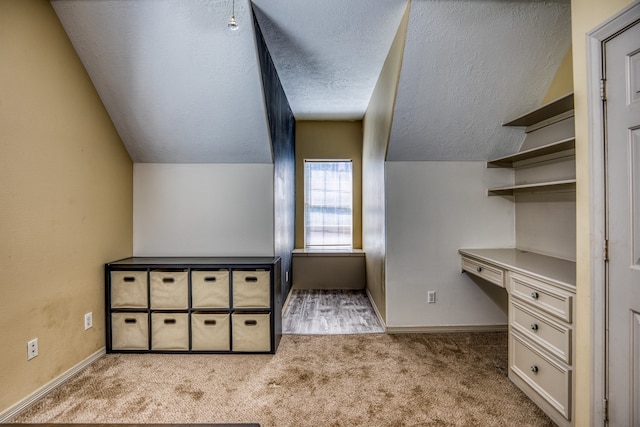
xmin=232 ymin=270 xmax=270 ymax=308
xmin=150 ymin=270 xmax=188 ymax=309
xmin=111 ymin=312 xmax=149 ymax=350
xmin=191 ymin=270 xmax=230 ymax=308
xmin=151 ymin=312 xmax=189 ymax=350
xmin=231 ymin=312 xmax=270 ymax=352
xmin=111 ymin=271 xmax=147 ymax=308
xmin=191 ymin=312 xmax=230 ymax=351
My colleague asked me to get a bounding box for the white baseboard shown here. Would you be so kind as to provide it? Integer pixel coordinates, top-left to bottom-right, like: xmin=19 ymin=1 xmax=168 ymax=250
xmin=0 ymin=347 xmax=106 ymax=423
xmin=386 ymin=324 xmax=508 ymax=334
xmin=365 ymin=288 xmax=387 ymax=332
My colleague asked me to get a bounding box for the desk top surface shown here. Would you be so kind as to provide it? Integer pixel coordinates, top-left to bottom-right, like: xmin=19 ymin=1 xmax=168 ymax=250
xmin=459 ymin=248 xmax=576 ymax=289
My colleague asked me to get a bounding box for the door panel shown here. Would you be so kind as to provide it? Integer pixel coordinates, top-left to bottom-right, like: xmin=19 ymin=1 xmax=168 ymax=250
xmin=605 ymin=19 xmax=640 ymax=426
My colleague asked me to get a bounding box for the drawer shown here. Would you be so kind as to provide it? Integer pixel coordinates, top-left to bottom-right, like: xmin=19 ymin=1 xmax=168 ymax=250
xmin=151 ymin=312 xmax=189 ymax=351
xmin=192 ymin=270 xmax=230 ymax=308
xmin=510 ymin=332 xmax=572 ymax=420
xmin=510 ymin=300 xmax=572 ymax=364
xmin=509 ymin=272 xmax=573 ymax=323
xmin=232 ymin=312 xmax=271 ymax=352
xmin=111 ymin=312 xmax=149 ymax=350
xmin=110 ymin=270 xmax=148 ymax=308
xmin=150 ymin=270 xmax=188 ymax=309
xmin=232 ymin=270 xmax=271 ymax=308
xmin=191 ymin=312 xmax=230 ymax=351
xmin=461 ymin=256 xmax=504 ymax=287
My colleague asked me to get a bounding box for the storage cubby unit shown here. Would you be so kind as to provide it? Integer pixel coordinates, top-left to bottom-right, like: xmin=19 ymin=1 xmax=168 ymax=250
xmin=460 ymin=93 xmax=577 ymax=427
xmin=105 ymin=257 xmax=282 ymax=354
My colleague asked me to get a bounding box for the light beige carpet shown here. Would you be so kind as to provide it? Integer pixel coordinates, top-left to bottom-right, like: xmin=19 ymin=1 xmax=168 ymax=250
xmin=12 ymin=333 xmax=554 ymax=426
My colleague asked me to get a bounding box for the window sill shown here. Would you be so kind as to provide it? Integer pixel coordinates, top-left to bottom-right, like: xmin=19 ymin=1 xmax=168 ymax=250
xmin=292 ymin=248 xmax=365 ymax=257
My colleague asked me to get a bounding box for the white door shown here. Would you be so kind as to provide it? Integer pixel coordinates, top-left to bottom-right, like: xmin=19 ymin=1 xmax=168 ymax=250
xmin=605 ymin=17 xmax=640 ymax=426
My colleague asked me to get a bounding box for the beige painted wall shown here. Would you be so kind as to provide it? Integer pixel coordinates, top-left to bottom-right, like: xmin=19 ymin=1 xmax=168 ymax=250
xmin=543 ymin=47 xmax=574 ymax=104
xmin=295 ymin=121 xmax=363 ymax=249
xmin=0 ymin=0 xmax=132 ymax=414
xmin=362 ymin=3 xmax=411 ymax=322
xmin=571 ymin=0 xmax=634 ymax=425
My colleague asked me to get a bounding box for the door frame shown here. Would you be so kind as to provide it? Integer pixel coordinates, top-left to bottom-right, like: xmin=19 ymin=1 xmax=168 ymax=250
xmin=587 ymin=2 xmax=640 ymax=424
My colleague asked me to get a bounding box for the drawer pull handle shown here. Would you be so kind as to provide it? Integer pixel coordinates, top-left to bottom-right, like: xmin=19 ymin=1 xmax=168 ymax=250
xmin=162 ymin=277 xmax=175 ymax=283
xmin=530 ymin=323 xmax=539 ymax=331
xmin=476 ymin=266 xmax=483 ymax=273
xmin=124 ymin=318 xmax=137 ymax=324
xmin=531 ymin=365 xmax=539 ymax=374
xmin=531 ymin=291 xmax=539 ymax=300
xmin=204 ymin=320 xmax=217 ymax=326
xmin=123 ymin=276 xmax=136 ymax=283
xmin=244 ymin=320 xmax=258 ymax=326
xmin=204 ymin=277 xmax=217 ymax=283
xmin=245 ymin=276 xmax=258 ymax=283
xmin=164 ymin=318 xmax=177 ymax=324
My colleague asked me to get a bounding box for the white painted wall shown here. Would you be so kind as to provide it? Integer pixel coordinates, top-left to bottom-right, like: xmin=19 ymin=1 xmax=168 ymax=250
xmin=133 ymin=163 xmax=274 ymax=257
xmin=385 ymin=161 xmax=515 ymax=328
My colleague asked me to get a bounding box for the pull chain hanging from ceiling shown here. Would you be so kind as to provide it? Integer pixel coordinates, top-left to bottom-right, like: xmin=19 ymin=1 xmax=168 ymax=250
xmin=228 ymin=0 xmax=238 ymax=30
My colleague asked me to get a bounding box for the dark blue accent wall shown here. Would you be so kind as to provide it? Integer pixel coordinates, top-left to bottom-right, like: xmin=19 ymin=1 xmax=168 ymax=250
xmin=252 ymin=7 xmax=295 ymax=300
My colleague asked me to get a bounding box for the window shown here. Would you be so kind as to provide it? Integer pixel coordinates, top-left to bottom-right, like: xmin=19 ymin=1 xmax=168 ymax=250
xmin=304 ymin=160 xmax=353 ymax=249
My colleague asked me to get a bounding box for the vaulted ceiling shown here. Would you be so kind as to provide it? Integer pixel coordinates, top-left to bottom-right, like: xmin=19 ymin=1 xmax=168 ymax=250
xmin=50 ymin=0 xmax=571 ymax=163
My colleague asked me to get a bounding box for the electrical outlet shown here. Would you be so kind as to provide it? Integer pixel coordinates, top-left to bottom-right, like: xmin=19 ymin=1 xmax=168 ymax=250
xmin=427 ymin=291 xmax=436 ymax=304
xmin=27 ymin=338 xmax=38 ymax=360
xmin=84 ymin=312 xmax=93 ymax=330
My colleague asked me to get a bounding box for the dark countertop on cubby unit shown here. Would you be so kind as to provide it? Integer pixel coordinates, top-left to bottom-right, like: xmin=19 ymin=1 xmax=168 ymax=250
xmin=107 ymin=257 xmax=281 ymax=267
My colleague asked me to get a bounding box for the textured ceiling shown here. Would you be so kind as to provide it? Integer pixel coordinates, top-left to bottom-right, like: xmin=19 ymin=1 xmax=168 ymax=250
xmin=52 ymin=0 xmax=272 ymax=163
xmin=387 ymin=0 xmax=572 ymax=161
xmin=51 ymin=0 xmax=572 ymax=164
xmin=252 ymin=0 xmax=408 ymax=120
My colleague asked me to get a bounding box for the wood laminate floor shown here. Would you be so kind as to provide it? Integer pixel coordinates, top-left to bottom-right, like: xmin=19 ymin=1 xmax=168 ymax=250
xmin=282 ymin=289 xmax=385 ymax=334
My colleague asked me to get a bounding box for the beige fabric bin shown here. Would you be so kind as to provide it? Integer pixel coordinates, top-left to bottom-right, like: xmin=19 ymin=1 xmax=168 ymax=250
xmin=151 ymin=312 xmax=189 ymax=350
xmin=191 ymin=312 xmax=230 ymax=351
xmin=231 ymin=312 xmax=271 ymax=352
xmin=150 ymin=270 xmax=188 ymax=309
xmin=111 ymin=312 xmax=149 ymax=350
xmin=191 ymin=270 xmax=230 ymax=308
xmin=232 ymin=270 xmax=270 ymax=308
xmin=111 ymin=271 xmax=148 ymax=308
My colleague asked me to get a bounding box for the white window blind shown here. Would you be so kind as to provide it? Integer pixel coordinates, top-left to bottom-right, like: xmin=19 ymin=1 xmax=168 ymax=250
xmin=304 ymin=160 xmax=353 ymax=249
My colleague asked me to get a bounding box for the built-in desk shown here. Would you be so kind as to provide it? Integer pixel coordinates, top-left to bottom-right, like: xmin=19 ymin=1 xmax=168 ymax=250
xmin=459 ymin=248 xmax=576 ymax=427
xmin=459 ymin=248 xmax=575 ymax=290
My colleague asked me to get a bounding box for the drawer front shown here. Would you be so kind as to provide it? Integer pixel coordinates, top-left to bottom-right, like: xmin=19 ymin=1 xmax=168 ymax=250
xmin=192 ymin=270 xmax=230 ymax=308
xmin=151 ymin=312 xmax=189 ymax=351
xmin=232 ymin=312 xmax=271 ymax=352
xmin=191 ymin=312 xmax=230 ymax=351
xmin=232 ymin=270 xmax=271 ymax=308
xmin=111 ymin=312 xmax=149 ymax=350
xmin=509 ymin=272 xmax=573 ymax=323
xmin=510 ymin=300 xmax=572 ymax=364
xmin=111 ymin=271 xmax=148 ymax=308
xmin=510 ymin=332 xmax=572 ymax=420
xmin=150 ymin=270 xmax=189 ymax=309
xmin=461 ymin=256 xmax=504 ymax=287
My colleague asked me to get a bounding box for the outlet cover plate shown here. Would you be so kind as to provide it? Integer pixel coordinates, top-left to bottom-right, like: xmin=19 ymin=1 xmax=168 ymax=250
xmin=27 ymin=338 xmax=38 ymax=360
xmin=84 ymin=312 xmax=93 ymax=330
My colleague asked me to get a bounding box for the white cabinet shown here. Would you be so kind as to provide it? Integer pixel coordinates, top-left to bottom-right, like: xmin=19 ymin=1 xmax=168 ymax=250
xmin=459 ymin=248 xmax=575 ymax=427
xmin=459 ymin=92 xmax=577 ymax=424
